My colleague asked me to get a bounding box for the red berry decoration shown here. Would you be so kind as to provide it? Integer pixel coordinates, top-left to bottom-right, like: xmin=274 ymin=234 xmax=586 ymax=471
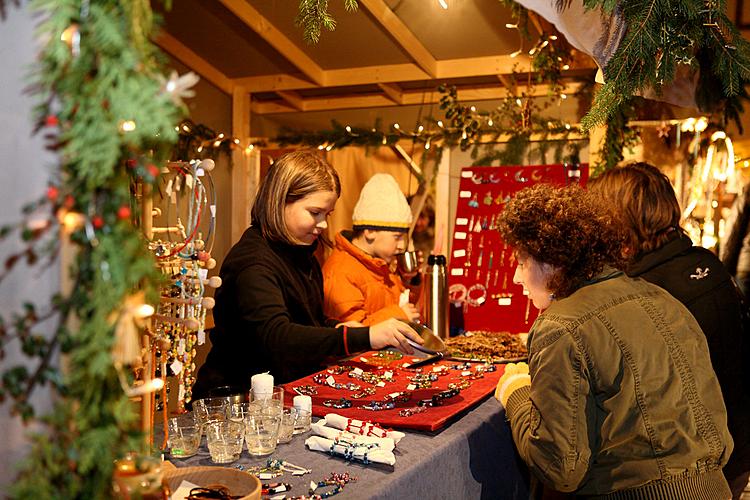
xmin=46 ymin=186 xmax=59 ymax=202
xmin=117 ymin=205 xmax=131 ymax=220
xmin=92 ymin=215 xmax=104 ymax=229
xmin=63 ymin=195 xmax=75 ymax=209
xmin=126 ymin=159 xmax=136 ymax=168
xmin=45 ymin=115 xmax=59 ymax=127
xmin=147 ymin=164 xmax=160 ymax=178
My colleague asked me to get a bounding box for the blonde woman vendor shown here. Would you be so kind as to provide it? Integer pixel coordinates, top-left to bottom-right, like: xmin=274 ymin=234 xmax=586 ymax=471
xmin=323 ymin=173 xmax=421 ymax=326
xmin=192 ymin=152 xmax=421 ymax=399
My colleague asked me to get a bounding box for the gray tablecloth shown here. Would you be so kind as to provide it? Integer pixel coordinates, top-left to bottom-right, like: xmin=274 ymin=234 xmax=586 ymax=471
xmin=167 ymin=396 xmax=530 ymax=499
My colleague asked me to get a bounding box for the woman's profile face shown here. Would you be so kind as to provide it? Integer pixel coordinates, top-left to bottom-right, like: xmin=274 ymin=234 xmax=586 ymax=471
xmin=513 ymin=252 xmax=556 ymax=310
xmin=284 ymin=190 xmax=338 ymax=245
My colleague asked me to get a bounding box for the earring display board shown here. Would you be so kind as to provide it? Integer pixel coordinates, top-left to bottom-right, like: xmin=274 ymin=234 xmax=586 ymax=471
xmin=448 ymin=164 xmax=589 ymax=334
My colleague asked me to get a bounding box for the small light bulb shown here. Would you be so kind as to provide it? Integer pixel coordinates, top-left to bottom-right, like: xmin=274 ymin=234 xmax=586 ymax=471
xmin=213 ymin=140 xmax=221 ymax=147
xmin=562 ymin=64 xmax=570 ymax=70
xmin=218 ymin=133 xmax=224 ymax=139
xmin=516 ymin=98 xmax=523 ymax=107
xmin=417 ymin=125 xmax=424 ymax=133
xmin=437 ymin=120 xmax=444 ymax=128
xmin=488 ymin=119 xmax=494 ymax=127
xmin=393 ymin=123 xmax=400 ymax=130
xmin=135 ymin=303 xmax=155 ymax=319
xmin=182 ymin=125 xmax=190 ymax=132
xmin=120 ymin=120 xmax=136 ymax=132
xmin=345 ymin=125 xmax=352 ymax=133
xmin=234 ymin=138 xmax=240 ymax=144
xmin=505 ymin=23 xmax=517 ymax=29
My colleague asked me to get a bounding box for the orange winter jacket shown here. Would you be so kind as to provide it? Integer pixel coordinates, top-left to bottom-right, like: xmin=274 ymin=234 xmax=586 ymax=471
xmin=323 ymin=231 xmax=408 ymax=325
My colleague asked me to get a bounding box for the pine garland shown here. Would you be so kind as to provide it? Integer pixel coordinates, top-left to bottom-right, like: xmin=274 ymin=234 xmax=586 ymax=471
xmin=295 ymin=0 xmax=358 ymax=45
xmin=581 ymin=0 xmax=750 ymax=131
xmin=1 ymin=0 xmax=181 ymax=497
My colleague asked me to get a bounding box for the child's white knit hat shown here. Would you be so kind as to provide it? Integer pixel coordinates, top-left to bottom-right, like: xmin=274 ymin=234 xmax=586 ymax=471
xmin=352 ymin=173 xmax=412 ymax=232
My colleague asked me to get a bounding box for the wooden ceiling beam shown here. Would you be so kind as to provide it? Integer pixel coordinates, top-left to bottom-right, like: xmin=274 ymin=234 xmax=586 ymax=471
xmin=252 ymin=82 xmax=584 ymax=114
xmin=276 ymin=90 xmax=306 ymax=111
xmin=358 ymin=0 xmax=437 ymax=77
xmin=217 ymin=0 xmax=326 ymax=85
xmin=377 ymin=83 xmax=404 ymax=105
xmin=153 ymin=32 xmax=234 ymax=94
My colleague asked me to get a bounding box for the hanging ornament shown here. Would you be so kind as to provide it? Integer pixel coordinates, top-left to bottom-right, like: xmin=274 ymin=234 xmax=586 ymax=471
xmin=60 ymin=24 xmax=81 ymax=57
xmin=159 ymin=70 xmax=200 ymax=106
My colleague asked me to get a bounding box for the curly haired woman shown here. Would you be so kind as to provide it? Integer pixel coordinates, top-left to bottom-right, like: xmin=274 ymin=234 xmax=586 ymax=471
xmin=495 ymin=184 xmax=733 ymax=499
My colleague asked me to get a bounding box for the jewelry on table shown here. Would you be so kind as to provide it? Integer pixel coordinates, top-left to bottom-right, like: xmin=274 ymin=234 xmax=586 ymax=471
xmin=483 ymin=191 xmax=493 ymax=206
xmin=417 ymin=388 xmax=460 ymax=407
xmin=398 ymin=406 xmax=427 ymax=417
xmin=448 ymin=283 xmax=467 ymax=305
xmin=371 ymin=350 xmax=403 ymax=361
xmin=350 ymin=387 xmax=376 ymax=399
xmin=468 ymin=193 xmax=479 ymax=208
xmin=323 ymin=397 xmax=352 ymax=409
xmin=262 ymin=482 xmax=292 ymax=495
xmin=327 ymin=365 xmax=354 ymax=375
xmin=305 ymin=471 xmax=356 ymax=499
xmin=344 ymin=418 xmax=392 ymax=438
xmin=382 ymin=391 xmax=411 ymax=404
xmin=448 ymin=380 xmax=471 ymax=391
xmin=293 ymin=385 xmax=318 ymax=396
xmin=360 ymin=401 xmax=396 ymax=411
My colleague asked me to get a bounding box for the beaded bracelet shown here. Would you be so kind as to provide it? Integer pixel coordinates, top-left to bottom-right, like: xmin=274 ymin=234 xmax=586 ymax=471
xmin=465 ymin=283 xmax=488 ymax=307
xmin=305 ymin=472 xmax=355 ymax=499
xmin=417 ymin=388 xmax=460 ymax=407
xmin=398 ymin=406 xmax=427 ymax=417
xmin=323 ymin=397 xmax=352 ymax=409
xmin=360 ymin=401 xmax=396 ymax=411
xmin=293 ymin=385 xmax=318 ymax=396
xmin=326 ymin=365 xmax=354 ymax=375
xmin=330 ymin=439 xmax=381 ymax=465
xmin=382 ymin=391 xmax=411 ymax=404
xmin=350 ymin=387 xmax=376 ymax=399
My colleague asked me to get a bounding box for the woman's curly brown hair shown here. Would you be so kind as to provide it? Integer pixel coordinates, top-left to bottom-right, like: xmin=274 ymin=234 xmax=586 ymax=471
xmin=497 ymin=183 xmax=627 ymax=299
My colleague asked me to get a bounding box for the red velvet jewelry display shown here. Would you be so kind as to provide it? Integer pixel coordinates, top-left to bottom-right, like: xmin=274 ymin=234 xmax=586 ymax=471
xmin=283 ymin=352 xmax=505 ymax=431
xmin=448 ymin=164 xmax=589 ymax=333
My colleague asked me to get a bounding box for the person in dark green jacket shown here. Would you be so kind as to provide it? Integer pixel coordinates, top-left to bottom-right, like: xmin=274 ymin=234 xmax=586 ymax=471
xmin=588 ymin=162 xmax=750 ymax=498
xmin=495 ymin=183 xmax=733 ymax=499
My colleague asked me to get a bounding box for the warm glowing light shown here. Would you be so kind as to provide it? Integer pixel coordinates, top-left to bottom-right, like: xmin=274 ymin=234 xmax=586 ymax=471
xmin=345 ymin=125 xmax=352 ymax=133
xmin=710 ymin=130 xmax=726 ymax=141
xmin=325 ymin=145 xmax=334 ymax=151
xmin=213 ymin=140 xmax=221 ymax=147
xmin=174 ymin=126 xmax=180 ymax=132
xmin=60 ymin=211 xmax=85 ymax=232
xmin=135 ymin=304 xmax=155 ymax=319
xmin=318 ymin=144 xmax=326 ymax=150
xmin=516 ymin=98 xmax=523 ymax=107
xmin=560 ymin=93 xmax=568 ymax=100
xmin=218 ymin=133 xmax=224 ymax=139
xmin=562 ymin=64 xmax=570 ymax=70
xmin=565 ymin=123 xmax=571 ymax=130
xmin=488 ymin=119 xmax=494 ymax=127
xmin=182 ymin=124 xmax=190 ymax=132
xmin=438 ymin=0 xmax=448 ymax=9
xmin=417 ymin=125 xmax=424 ymax=133
xmin=120 ymin=120 xmax=136 ymax=132
xmin=549 ymin=35 xmax=558 ymax=41
xmin=197 ymin=146 xmax=203 ymax=153
xmin=695 ymin=117 xmax=709 ymax=133
xmin=393 ymin=123 xmax=400 ymax=130
xmin=510 ymin=50 xmax=522 ymax=58
xmin=234 ymin=138 xmax=240 ymax=144
xmin=437 ymin=120 xmax=444 ymax=128
xmin=505 ymin=23 xmax=517 ymax=29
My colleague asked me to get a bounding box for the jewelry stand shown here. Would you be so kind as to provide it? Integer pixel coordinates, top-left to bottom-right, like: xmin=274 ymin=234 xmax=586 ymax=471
xmin=447 ymin=164 xmax=589 ymax=333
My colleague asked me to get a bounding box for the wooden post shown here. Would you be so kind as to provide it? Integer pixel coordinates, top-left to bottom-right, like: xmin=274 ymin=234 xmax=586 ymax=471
xmin=232 ymin=86 xmax=258 ymax=243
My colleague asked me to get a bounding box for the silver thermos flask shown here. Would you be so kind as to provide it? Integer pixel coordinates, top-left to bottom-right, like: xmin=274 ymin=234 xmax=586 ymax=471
xmin=423 ymin=254 xmax=449 ymax=339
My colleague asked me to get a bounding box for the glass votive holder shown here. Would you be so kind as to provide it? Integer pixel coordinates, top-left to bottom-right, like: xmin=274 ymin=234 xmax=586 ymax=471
xmin=292 ymin=407 xmax=312 ymax=435
xmin=193 ymin=397 xmax=229 ymax=428
xmin=226 ymin=401 xmax=253 ymax=423
xmin=205 ymin=420 xmax=244 ymax=464
xmin=112 ymin=453 xmax=165 ymax=500
xmin=244 ymin=412 xmax=281 ymax=457
xmin=250 ymin=386 xmax=284 ymax=416
xmin=167 ymin=413 xmax=202 ymax=458
xmin=277 ymin=408 xmax=296 ymax=444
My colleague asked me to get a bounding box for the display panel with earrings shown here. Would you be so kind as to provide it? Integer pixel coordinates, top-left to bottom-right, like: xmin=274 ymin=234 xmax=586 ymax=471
xmin=448 ymin=165 xmax=589 ymax=334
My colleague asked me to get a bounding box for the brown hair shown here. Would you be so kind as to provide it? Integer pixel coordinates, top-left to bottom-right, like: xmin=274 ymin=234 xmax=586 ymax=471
xmin=587 ymin=162 xmax=682 ymax=256
xmin=498 ymin=183 xmax=626 ymax=299
xmin=251 ymin=150 xmax=341 ymax=245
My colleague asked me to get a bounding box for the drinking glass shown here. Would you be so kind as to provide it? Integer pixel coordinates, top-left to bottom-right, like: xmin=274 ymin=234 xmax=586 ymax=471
xmin=205 ymin=420 xmax=244 ymax=464
xmin=276 ymin=408 xmax=296 ymax=444
xmin=192 ymin=397 xmax=229 ymax=428
xmin=292 ymin=407 xmax=312 ymax=435
xmin=249 ymin=386 xmax=284 ymax=416
xmin=167 ymin=413 xmax=202 ymax=458
xmin=244 ymin=412 xmax=281 ymax=456
xmin=226 ymin=401 xmax=253 ymax=423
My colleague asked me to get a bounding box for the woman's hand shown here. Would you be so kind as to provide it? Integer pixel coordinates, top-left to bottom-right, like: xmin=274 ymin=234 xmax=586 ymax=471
xmin=400 ymin=303 xmax=421 ymax=322
xmin=369 ymin=318 xmax=423 ymax=354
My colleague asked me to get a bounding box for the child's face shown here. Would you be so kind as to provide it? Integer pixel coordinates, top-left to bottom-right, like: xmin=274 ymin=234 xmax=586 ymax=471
xmin=369 ymin=230 xmax=406 ymax=263
xmin=283 ymin=190 xmax=337 ymax=245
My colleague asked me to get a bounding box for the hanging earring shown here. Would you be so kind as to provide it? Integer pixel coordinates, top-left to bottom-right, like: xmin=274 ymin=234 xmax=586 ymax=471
xmin=468 ymin=193 xmax=479 ymax=208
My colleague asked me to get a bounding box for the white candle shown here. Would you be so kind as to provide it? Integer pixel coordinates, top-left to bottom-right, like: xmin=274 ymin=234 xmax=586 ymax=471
xmin=251 ymin=372 xmax=274 ymax=398
xmin=293 ymin=395 xmax=312 ymax=412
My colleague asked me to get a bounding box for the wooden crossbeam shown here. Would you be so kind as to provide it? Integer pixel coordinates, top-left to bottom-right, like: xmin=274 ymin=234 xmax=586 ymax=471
xmin=358 ymin=0 xmax=437 ymax=77
xmin=153 ymin=32 xmax=233 ymax=94
xmin=276 ymin=90 xmax=306 ymax=111
xmin=252 ymin=82 xmax=584 ymax=114
xmin=217 ymin=0 xmax=326 ymax=85
xmin=378 ymin=83 xmax=404 ymax=104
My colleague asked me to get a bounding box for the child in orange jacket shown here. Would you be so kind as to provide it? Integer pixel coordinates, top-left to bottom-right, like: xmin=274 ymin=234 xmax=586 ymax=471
xmin=323 ymin=174 xmax=421 ymax=326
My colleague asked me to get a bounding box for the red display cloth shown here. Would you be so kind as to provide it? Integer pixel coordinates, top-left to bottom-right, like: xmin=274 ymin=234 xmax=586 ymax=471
xmin=449 ymin=164 xmax=589 ymax=333
xmin=283 ymin=351 xmax=505 ymax=431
